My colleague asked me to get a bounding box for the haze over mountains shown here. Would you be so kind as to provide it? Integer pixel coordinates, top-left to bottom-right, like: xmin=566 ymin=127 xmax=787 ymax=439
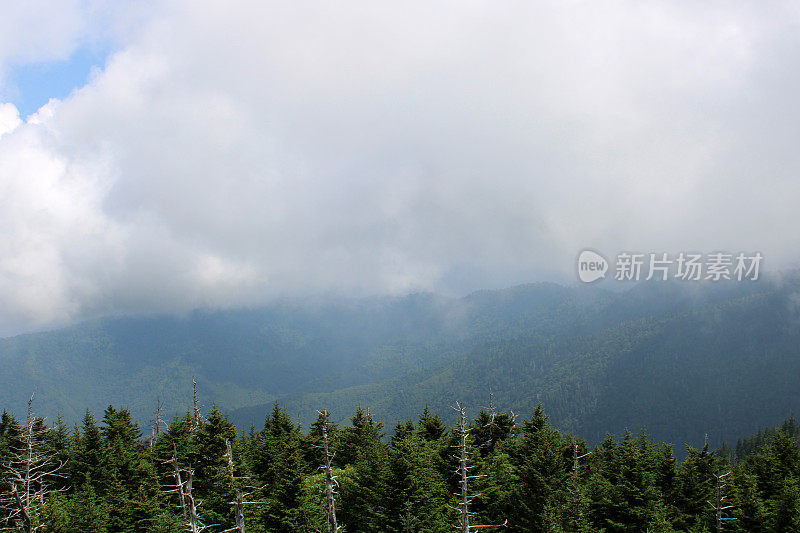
xmin=1 ymin=274 xmax=798 ymax=450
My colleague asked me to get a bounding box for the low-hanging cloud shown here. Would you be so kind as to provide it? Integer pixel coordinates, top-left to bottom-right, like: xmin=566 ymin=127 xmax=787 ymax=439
xmin=1 ymin=0 xmax=800 ymax=336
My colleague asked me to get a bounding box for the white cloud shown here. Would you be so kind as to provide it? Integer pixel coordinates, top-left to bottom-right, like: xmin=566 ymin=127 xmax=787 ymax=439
xmin=1 ymin=0 xmax=800 ymax=334
xmin=0 ymin=0 xmax=154 ymax=104
xmin=0 ymin=1 xmax=85 ymax=70
xmin=0 ymin=103 xmax=20 ymax=136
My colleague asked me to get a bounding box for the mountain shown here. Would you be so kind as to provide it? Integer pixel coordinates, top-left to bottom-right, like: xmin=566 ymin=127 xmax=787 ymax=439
xmin=0 ymin=275 xmax=798 ymax=450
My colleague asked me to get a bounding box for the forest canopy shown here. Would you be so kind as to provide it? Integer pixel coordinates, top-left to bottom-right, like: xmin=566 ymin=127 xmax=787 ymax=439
xmin=1 ymin=395 xmax=798 ymax=533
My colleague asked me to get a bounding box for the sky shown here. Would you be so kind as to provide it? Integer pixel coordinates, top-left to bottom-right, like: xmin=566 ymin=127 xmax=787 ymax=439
xmin=1 ymin=0 xmax=799 ymax=337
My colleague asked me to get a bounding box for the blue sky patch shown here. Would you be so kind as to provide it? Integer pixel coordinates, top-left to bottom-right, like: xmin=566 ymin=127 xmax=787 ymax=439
xmin=4 ymin=45 xmax=110 ymax=118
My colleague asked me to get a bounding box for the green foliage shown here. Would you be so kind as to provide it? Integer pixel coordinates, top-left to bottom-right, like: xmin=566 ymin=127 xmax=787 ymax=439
xmin=247 ymin=403 xmax=307 ymax=532
xmin=337 ymin=407 xmax=391 ymax=532
xmin=43 ymin=488 xmax=111 ymax=533
xmin=503 ymin=405 xmax=571 ymax=530
xmin=585 ymin=431 xmax=673 ymax=532
xmin=195 ymin=408 xmax=238 ymax=518
xmin=734 ymin=415 xmax=800 ymax=461
xmin=387 ymin=418 xmax=453 ymax=532
xmin=2 ymin=401 xmax=800 ymax=532
xmin=6 ymin=279 xmax=800 ymax=459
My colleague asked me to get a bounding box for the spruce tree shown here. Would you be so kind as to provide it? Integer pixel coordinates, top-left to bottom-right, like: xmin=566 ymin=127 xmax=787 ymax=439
xmin=99 ymin=406 xmax=162 ymax=532
xmin=70 ymin=410 xmax=103 ymax=490
xmin=251 ymin=403 xmax=306 ymax=532
xmin=193 ymin=407 xmax=238 ymax=528
xmin=338 ymin=407 xmax=391 ymax=532
xmin=506 ymin=405 xmax=570 ymax=531
xmin=387 ymin=422 xmax=452 ymax=532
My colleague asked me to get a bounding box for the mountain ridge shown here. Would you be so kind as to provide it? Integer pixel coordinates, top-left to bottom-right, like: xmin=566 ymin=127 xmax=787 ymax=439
xmin=0 ymin=276 xmax=796 ymax=451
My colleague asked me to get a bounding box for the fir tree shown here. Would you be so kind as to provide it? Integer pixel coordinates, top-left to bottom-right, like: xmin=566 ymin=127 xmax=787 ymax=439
xmin=251 ymin=403 xmax=306 ymax=531
xmin=338 ymin=407 xmax=391 ymax=532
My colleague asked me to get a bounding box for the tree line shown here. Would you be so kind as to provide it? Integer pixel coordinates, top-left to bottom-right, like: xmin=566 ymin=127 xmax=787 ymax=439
xmin=1 ymin=392 xmax=800 ymax=532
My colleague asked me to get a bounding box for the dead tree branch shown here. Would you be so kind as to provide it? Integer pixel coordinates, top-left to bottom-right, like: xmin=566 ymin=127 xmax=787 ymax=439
xmin=451 ymin=401 xmax=506 ymax=533
xmin=0 ymin=395 xmax=64 ymax=533
xmin=314 ymin=410 xmax=340 ymax=533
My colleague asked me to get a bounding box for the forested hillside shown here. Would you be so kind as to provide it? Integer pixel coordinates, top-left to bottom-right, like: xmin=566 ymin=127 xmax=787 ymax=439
xmin=2 ymin=399 xmax=800 ymax=532
xmin=1 ymin=276 xmax=797 ymax=449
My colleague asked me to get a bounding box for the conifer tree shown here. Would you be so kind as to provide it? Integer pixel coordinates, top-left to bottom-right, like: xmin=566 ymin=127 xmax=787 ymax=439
xmin=768 ymin=476 xmax=800 ymax=532
xmin=507 ymin=404 xmax=569 ymax=531
xmin=387 ymin=419 xmax=451 ymax=532
xmin=674 ymin=442 xmax=720 ymax=531
xmin=730 ymin=470 xmax=766 ymax=533
xmin=69 ymin=410 xmax=103 ymax=490
xmin=0 ymin=396 xmax=64 ymax=532
xmin=193 ymin=407 xmax=237 ymax=527
xmin=418 ymin=405 xmax=448 ymax=443
xmin=99 ymin=406 xmax=162 ymax=532
xmin=586 ymin=430 xmax=666 ymax=532
xmin=250 ymin=403 xmax=306 ymax=531
xmin=338 ymin=407 xmax=391 ymax=532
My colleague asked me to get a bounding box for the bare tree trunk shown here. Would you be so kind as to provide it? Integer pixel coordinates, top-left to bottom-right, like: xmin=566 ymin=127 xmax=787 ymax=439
xmin=317 ymin=410 xmax=340 ymax=533
xmin=1 ymin=394 xmax=64 ymax=532
xmin=233 ymin=491 xmax=245 ymax=533
xmin=191 ymin=376 xmax=203 ymax=434
xmin=709 ymin=471 xmax=735 ymax=532
xmin=11 ymin=484 xmax=31 ymax=533
xmin=454 ymin=402 xmax=473 ymax=533
xmin=171 ymin=444 xmax=188 ymax=521
xmin=219 ymin=438 xmax=266 ymax=533
xmin=165 ymin=442 xmax=210 ymax=533
xmin=567 ymin=436 xmax=591 ymax=528
xmin=151 ymin=398 xmax=166 ymax=449
xmin=185 ymin=470 xmax=201 ymax=533
xmin=225 ymin=439 xmax=246 ymax=533
xmin=451 ymin=401 xmax=507 ymax=532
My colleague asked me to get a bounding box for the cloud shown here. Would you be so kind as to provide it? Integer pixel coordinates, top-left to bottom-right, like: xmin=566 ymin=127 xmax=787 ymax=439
xmin=1 ymin=0 xmax=800 ymax=334
xmin=0 ymin=0 xmax=153 ymax=107
xmin=0 ymin=103 xmax=20 ymax=135
xmin=0 ymin=1 xmax=85 ymax=71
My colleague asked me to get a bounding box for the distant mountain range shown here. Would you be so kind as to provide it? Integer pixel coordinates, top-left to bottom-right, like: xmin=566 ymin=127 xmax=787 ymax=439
xmin=1 ymin=274 xmax=798 ymax=450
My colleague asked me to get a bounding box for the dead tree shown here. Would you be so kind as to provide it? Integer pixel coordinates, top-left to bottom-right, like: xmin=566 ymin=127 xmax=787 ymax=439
xmin=191 ymin=377 xmax=204 ymax=435
xmin=168 ymin=443 xmax=188 ymax=522
xmin=150 ymin=398 xmax=168 ymax=449
xmin=221 ymin=439 xmax=265 ymax=533
xmin=224 ymin=440 xmax=246 ymax=533
xmin=163 ymin=377 xmax=207 ymax=531
xmin=450 ymin=401 xmax=506 ymax=532
xmin=164 ymin=443 xmax=209 ymax=533
xmin=184 ymin=469 xmax=203 ymax=533
xmin=482 ymin=393 xmax=498 ymax=453
xmin=568 ymin=436 xmax=591 ymax=526
xmin=0 ymin=395 xmax=64 ymax=533
xmin=315 ymin=410 xmax=340 ymax=533
xmin=709 ymin=471 xmax=736 ymax=532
